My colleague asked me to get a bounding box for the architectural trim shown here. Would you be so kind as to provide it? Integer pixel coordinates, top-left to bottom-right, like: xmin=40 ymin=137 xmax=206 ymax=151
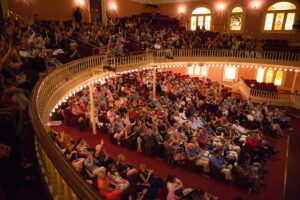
xmin=130 ymin=0 xmax=199 ymax=5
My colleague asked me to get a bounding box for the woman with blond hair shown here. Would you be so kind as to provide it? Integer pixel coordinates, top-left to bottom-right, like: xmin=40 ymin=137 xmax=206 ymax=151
xmin=115 ymin=154 xmax=138 ymax=178
xmin=97 ymin=167 xmax=122 ymax=200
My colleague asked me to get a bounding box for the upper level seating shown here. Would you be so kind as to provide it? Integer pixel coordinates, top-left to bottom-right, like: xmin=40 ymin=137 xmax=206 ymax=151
xmin=118 ymin=12 xmax=180 ymax=27
xmin=263 ymin=39 xmax=289 ymax=51
xmin=244 ymin=79 xmax=278 ymax=92
xmin=2 ymin=10 xmax=300 ymax=200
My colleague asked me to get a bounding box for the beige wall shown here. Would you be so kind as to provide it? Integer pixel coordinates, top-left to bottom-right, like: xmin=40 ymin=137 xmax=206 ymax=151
xmin=8 ymin=0 xmax=92 ymax=21
xmin=105 ymin=0 xmax=145 ymax=18
xmin=293 ymin=73 xmax=300 ymax=93
xmin=7 ymin=0 xmax=145 ymax=21
xmin=284 ymin=71 xmax=295 ymax=88
xmin=7 ymin=0 xmax=300 ymax=43
xmin=238 ymin=68 xmax=256 ymax=80
xmin=157 ymin=0 xmax=300 ymax=43
xmin=163 ymin=66 xmax=296 ymax=91
xmin=208 ymin=67 xmax=222 ymax=82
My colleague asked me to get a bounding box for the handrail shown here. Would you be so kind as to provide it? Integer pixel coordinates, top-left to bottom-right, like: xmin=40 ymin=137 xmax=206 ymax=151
xmin=149 ymin=48 xmax=300 ymax=64
xmin=234 ymin=79 xmax=299 ymax=108
xmin=29 ymin=48 xmax=300 ymax=200
xmin=29 ymin=54 xmax=107 ymax=200
xmin=29 ymin=52 xmax=153 ymax=200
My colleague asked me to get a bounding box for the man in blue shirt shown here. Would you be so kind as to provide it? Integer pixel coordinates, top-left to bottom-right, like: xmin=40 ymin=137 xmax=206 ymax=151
xmin=209 ymin=149 xmax=232 ymax=181
xmin=185 ymin=143 xmax=210 ymax=173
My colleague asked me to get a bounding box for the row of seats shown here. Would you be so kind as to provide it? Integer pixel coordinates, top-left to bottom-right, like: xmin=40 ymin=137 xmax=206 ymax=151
xmin=244 ymin=79 xmax=278 ymax=92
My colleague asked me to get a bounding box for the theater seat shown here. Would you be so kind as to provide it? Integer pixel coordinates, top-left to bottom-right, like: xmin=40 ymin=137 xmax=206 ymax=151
xmin=62 ymin=109 xmax=78 ymax=126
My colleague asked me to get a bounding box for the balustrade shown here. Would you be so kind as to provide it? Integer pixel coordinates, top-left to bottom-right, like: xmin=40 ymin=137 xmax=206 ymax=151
xmin=150 ymin=49 xmax=300 ymax=63
xmin=29 ymin=49 xmax=300 ymax=200
xmin=234 ymin=79 xmax=297 ymax=107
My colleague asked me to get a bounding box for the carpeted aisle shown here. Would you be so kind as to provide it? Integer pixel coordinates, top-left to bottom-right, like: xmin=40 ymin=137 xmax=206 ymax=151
xmin=51 ymin=119 xmax=297 ymax=200
xmin=285 ymin=118 xmax=300 ymax=200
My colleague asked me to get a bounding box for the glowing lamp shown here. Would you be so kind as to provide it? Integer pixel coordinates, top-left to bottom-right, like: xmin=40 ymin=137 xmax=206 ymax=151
xmin=109 ymin=2 xmax=117 ymax=10
xmin=251 ymin=1 xmax=261 ymax=9
xmin=77 ymin=0 xmax=84 ymax=6
xmin=178 ymin=6 xmax=185 ymax=14
xmin=216 ymin=3 xmax=225 ymax=11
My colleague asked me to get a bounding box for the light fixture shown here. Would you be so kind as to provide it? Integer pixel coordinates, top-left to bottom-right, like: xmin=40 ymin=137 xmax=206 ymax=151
xmin=77 ymin=0 xmax=84 ymax=7
xmin=178 ymin=6 xmax=185 ymax=14
xmin=109 ymin=2 xmax=117 ymax=11
xmin=251 ymin=1 xmax=261 ymax=14
xmin=216 ymin=3 xmax=225 ymax=11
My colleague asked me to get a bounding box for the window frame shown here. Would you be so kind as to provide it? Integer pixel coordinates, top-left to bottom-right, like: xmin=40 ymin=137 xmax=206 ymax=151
xmin=262 ymin=1 xmax=297 ymax=33
xmin=229 ymin=6 xmax=244 ymax=32
xmin=274 ymin=70 xmax=284 ymax=86
xmin=256 ymin=68 xmax=265 ymax=83
xmin=223 ymin=65 xmax=237 ymax=82
xmin=190 ymin=6 xmax=212 ymax=31
xmin=186 ymin=64 xmax=209 ymax=77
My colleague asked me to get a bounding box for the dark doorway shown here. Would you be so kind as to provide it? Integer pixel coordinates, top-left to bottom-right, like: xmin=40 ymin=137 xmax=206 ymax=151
xmin=90 ymin=0 xmax=102 ymax=23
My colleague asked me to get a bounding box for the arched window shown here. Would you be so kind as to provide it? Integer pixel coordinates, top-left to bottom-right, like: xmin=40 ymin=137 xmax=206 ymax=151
xmin=230 ymin=7 xmax=243 ymax=31
xmin=191 ymin=7 xmax=212 ymax=31
xmin=264 ymin=1 xmax=297 ymax=31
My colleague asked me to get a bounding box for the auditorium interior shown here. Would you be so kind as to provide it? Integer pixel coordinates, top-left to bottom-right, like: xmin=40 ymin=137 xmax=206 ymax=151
xmin=1 ymin=0 xmax=300 ymax=200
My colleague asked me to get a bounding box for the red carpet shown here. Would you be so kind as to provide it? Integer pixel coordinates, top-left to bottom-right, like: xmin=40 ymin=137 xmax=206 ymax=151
xmin=52 ymin=118 xmax=299 ymax=200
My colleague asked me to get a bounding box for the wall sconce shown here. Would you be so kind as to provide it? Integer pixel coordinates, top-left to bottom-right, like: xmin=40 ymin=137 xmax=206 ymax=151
xmin=216 ymin=3 xmax=226 ymax=18
xmin=251 ymin=1 xmax=261 ymax=14
xmin=177 ymin=5 xmax=187 ymax=26
xmin=178 ymin=6 xmax=186 ymax=14
xmin=77 ymin=0 xmax=85 ymax=7
xmin=109 ymin=2 xmax=117 ymax=11
xmin=216 ymin=3 xmax=225 ymax=12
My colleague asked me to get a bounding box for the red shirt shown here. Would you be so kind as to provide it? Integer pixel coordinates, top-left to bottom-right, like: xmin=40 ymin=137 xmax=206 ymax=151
xmin=246 ymin=137 xmax=261 ymax=148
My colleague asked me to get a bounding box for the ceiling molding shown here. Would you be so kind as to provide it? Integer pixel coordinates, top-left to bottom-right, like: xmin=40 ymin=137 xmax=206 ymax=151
xmin=130 ymin=0 xmax=200 ymax=5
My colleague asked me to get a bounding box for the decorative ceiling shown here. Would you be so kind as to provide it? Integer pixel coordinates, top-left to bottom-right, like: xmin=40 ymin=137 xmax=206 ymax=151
xmin=130 ymin=0 xmax=199 ymax=4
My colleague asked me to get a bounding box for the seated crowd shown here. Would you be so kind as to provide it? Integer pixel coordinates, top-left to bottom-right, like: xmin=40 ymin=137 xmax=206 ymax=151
xmin=0 ymin=11 xmax=294 ymax=200
xmin=0 ymin=15 xmax=50 ymax=199
xmin=52 ymin=69 xmax=292 ymax=199
xmin=14 ymin=11 xmax=297 ymax=60
xmin=0 ymin=13 xmax=90 ymax=199
xmin=50 ymin=130 xmax=217 ymax=200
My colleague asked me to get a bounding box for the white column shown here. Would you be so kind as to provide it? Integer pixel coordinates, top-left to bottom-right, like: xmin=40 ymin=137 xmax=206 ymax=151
xmin=153 ymin=68 xmax=156 ymax=98
xmin=219 ymin=65 xmax=224 ymax=95
xmin=89 ymin=84 xmax=97 ymax=135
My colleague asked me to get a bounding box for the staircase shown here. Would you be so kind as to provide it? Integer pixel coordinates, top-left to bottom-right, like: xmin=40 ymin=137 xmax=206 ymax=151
xmin=232 ymin=79 xmax=300 ymax=111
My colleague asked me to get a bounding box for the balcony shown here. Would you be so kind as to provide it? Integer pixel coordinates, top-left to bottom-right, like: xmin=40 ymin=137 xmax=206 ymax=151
xmin=29 ymin=49 xmax=300 ymax=200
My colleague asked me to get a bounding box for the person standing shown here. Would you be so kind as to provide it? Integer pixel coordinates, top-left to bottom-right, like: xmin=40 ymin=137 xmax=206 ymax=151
xmin=73 ymin=7 xmax=82 ymax=25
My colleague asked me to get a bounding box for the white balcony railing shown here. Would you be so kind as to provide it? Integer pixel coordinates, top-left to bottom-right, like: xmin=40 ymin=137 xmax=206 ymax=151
xmin=29 ymin=49 xmax=300 ymax=200
xmin=149 ymin=48 xmax=300 ymax=65
xmin=233 ymin=79 xmax=300 ymax=109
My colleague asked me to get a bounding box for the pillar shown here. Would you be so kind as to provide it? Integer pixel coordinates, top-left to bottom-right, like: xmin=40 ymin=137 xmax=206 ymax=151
xmin=101 ymin=0 xmax=107 ymax=25
xmin=0 ymin=0 xmax=8 ymax=19
xmin=89 ymin=84 xmax=97 ymax=135
xmin=220 ymin=65 xmax=224 ymax=87
xmin=153 ymin=68 xmax=156 ymax=98
xmin=291 ymin=71 xmax=298 ymax=93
